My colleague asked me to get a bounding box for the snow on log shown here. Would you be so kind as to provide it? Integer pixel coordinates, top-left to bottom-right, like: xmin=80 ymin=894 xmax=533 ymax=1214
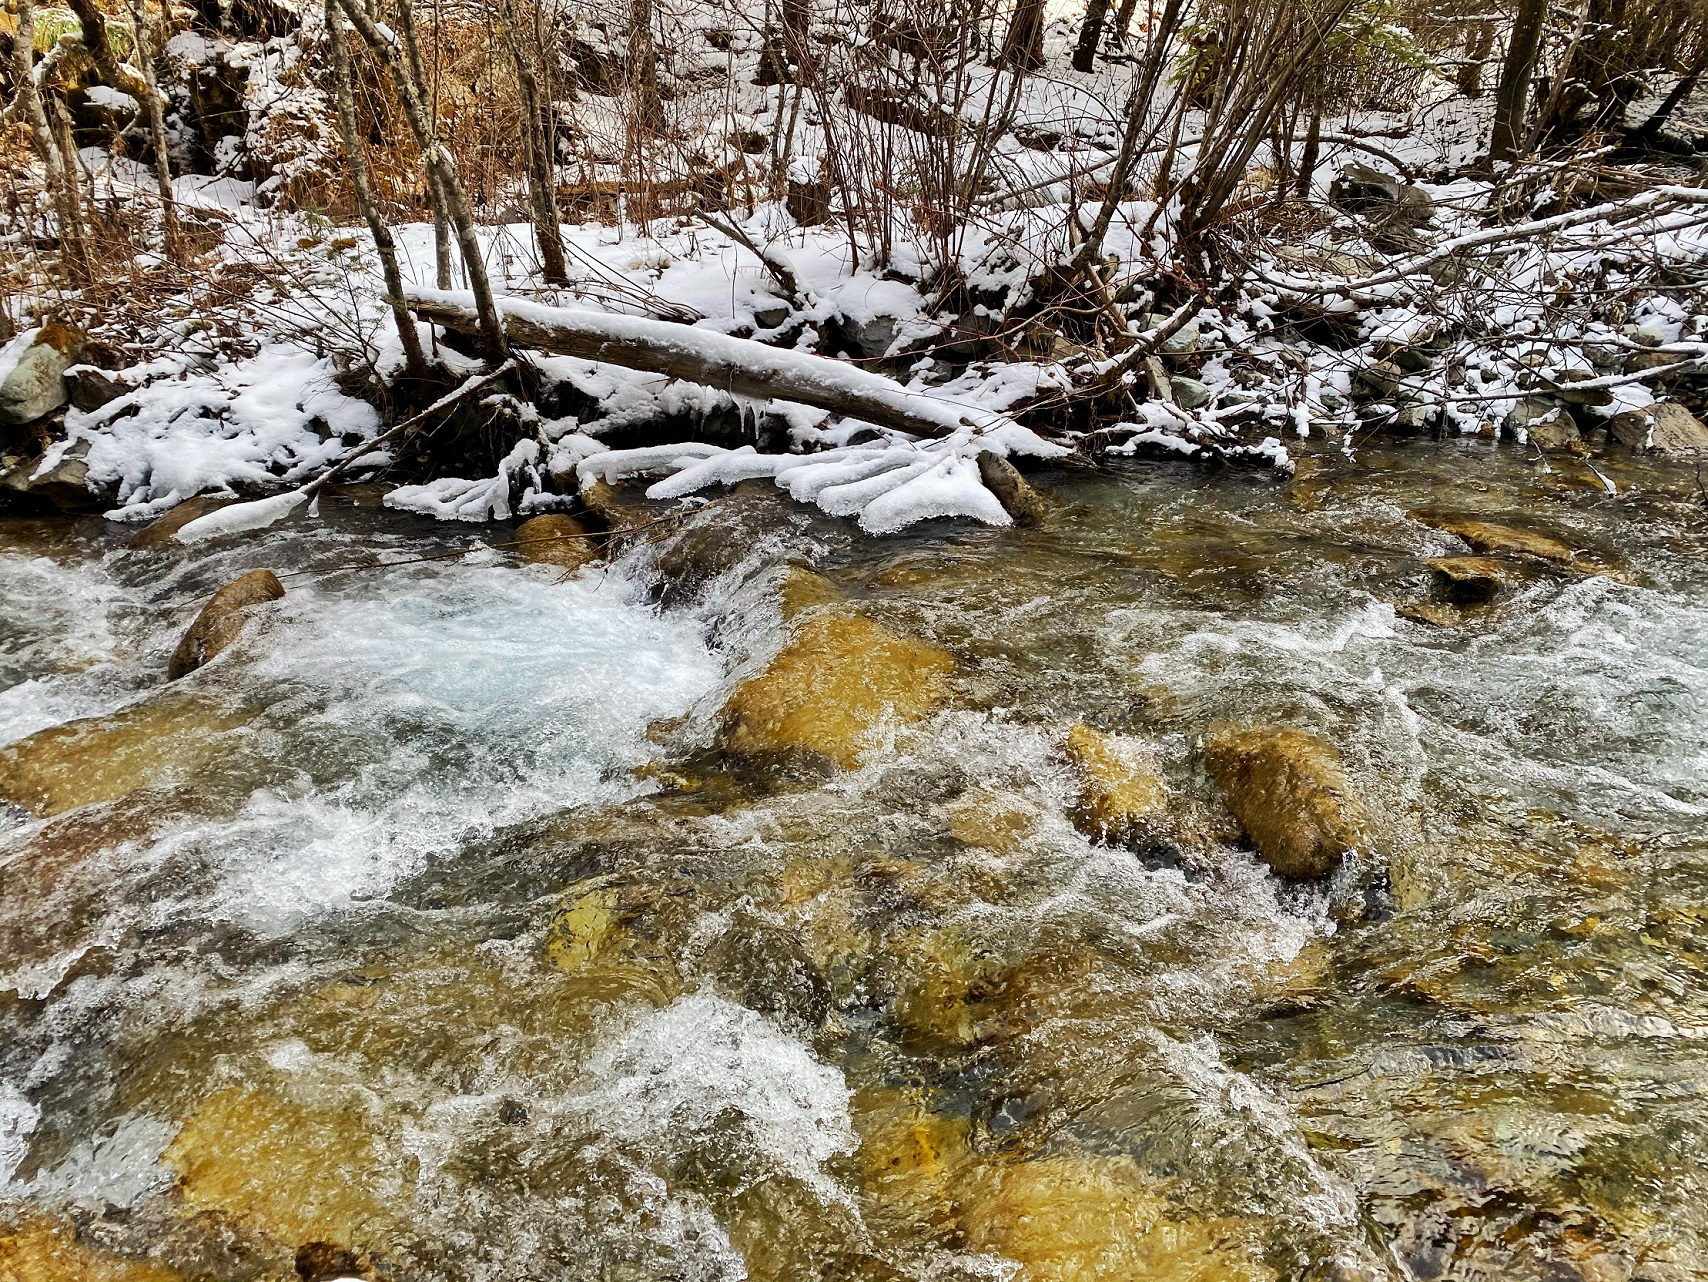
xmin=405 ymin=287 xmax=1037 ymax=444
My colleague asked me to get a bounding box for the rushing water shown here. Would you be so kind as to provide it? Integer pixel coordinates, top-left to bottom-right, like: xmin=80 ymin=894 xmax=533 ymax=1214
xmin=1 ymin=442 xmax=1705 ymax=1282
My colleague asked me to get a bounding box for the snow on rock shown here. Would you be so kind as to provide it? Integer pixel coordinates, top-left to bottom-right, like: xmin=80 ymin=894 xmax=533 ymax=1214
xmin=386 ymin=438 xmax=543 ymax=522
xmin=587 ymin=424 xmax=1055 ymax=534
xmin=72 ymin=344 xmax=380 ymax=516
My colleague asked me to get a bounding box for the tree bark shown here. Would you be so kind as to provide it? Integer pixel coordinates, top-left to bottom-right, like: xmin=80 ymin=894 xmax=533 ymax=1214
xmin=10 ymin=0 xmax=89 ymax=273
xmin=998 ymin=0 xmax=1046 ymax=71
xmin=335 ymin=0 xmax=508 ymax=361
xmin=124 ymin=0 xmax=181 ymax=254
xmin=325 ymin=0 xmax=429 ymax=380
xmin=629 ymin=0 xmax=663 ymax=134
xmin=1073 ymin=0 xmax=1110 ymax=72
xmin=1457 ymin=19 xmax=1495 ymax=98
xmin=1489 ymin=0 xmax=1546 ymax=162
xmin=407 ymin=287 xmax=1031 ymax=440
xmin=497 ymin=0 xmax=569 ymax=283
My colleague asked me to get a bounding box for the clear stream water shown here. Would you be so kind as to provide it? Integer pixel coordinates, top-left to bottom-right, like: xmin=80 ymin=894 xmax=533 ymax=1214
xmin=0 ymin=441 xmax=1705 ymax=1282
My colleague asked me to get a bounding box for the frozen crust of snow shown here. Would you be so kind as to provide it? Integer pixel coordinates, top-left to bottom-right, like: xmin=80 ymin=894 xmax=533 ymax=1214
xmin=583 ymin=429 xmax=1042 ymax=534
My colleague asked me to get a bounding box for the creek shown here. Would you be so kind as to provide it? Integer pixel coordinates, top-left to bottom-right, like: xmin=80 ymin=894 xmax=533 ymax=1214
xmin=1 ymin=441 xmax=1706 ymax=1282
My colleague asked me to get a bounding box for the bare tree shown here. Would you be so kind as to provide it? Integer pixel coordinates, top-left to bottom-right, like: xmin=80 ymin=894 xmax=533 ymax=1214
xmin=334 ymin=0 xmax=509 ymax=361
xmin=496 ymin=0 xmax=570 ymax=283
xmin=5 ymin=0 xmax=88 ymax=276
xmin=324 ymin=0 xmax=430 ymax=380
xmin=124 ymin=0 xmax=182 ymax=255
xmin=1489 ymin=0 xmax=1546 ymax=161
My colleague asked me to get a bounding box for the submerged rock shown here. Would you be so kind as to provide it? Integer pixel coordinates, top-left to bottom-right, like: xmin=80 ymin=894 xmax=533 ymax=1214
xmin=1062 ymin=723 xmax=1168 ymax=845
xmin=1409 ymin=509 xmax=1576 ymax=564
xmin=167 ymin=568 xmax=285 ymax=680
xmin=0 ymin=1209 xmax=186 ymax=1282
xmin=0 ymin=694 xmax=258 ymax=816
xmin=163 ymin=1085 xmax=398 ymax=1255
xmin=722 ymin=612 xmax=955 ymax=768
xmin=777 ymin=563 xmax=844 ymax=619
xmin=961 ymin=1152 xmax=1275 ymax=1282
xmin=1427 ymin=555 xmax=1530 ymax=605
xmin=1203 ymin=726 xmax=1369 ymax=879
xmin=975 ymin=452 xmax=1047 ymax=527
xmin=514 ymin=512 xmax=600 ymax=571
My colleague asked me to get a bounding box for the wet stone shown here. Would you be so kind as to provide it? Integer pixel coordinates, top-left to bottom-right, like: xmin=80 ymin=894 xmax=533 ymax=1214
xmin=167 ymin=568 xmax=285 ymax=680
xmin=1204 ymin=726 xmax=1369 ymax=880
xmin=513 ymin=512 xmax=600 ymax=571
xmin=1427 ymin=555 xmax=1529 ymax=605
xmin=722 ymin=611 xmax=955 ymax=768
xmin=1410 ymin=509 xmax=1578 ymax=564
xmin=1062 ymin=722 xmax=1169 ymax=845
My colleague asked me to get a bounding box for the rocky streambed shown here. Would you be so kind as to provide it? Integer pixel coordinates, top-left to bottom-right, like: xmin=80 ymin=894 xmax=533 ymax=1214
xmin=1 ymin=440 xmax=1706 ymax=1282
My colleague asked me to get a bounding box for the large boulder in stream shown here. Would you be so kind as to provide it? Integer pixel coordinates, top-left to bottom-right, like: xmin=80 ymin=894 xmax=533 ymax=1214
xmin=514 ymin=512 xmax=600 ymax=572
xmin=167 ymin=569 xmax=285 ymax=680
xmin=1203 ymin=726 xmax=1370 ymax=880
xmin=722 ymin=612 xmax=955 ymax=768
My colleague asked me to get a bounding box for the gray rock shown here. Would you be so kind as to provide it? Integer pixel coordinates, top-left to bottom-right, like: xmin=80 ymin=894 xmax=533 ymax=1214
xmin=0 ymin=324 xmax=83 ymax=431
xmin=1330 ymin=163 xmax=1435 ymax=229
xmin=1352 ymin=359 xmax=1404 ymax=399
xmin=844 ymin=315 xmax=899 ymax=359
xmin=1547 ymin=368 xmax=1614 ymax=408
xmin=1614 ymin=401 xmax=1708 ymax=453
xmin=0 ymin=440 xmax=95 ymax=509
xmin=752 ymin=302 xmax=792 ymax=330
xmin=1169 ymin=376 xmax=1213 ymax=410
xmin=1139 ymin=313 xmax=1201 ymax=357
xmin=1505 ymin=398 xmax=1579 ymax=449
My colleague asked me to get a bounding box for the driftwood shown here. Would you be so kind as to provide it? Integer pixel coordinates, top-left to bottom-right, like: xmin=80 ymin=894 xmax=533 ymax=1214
xmin=406 ymin=287 xmax=1029 ymax=441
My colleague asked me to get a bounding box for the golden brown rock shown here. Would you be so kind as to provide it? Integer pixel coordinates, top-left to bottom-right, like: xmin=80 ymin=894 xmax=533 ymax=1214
xmin=579 ymin=478 xmax=653 ymax=532
xmin=1426 ymin=555 xmax=1530 ymax=605
xmin=1203 ymin=726 xmax=1368 ymax=879
xmin=163 ymin=1086 xmax=397 ymax=1252
xmin=129 ymin=496 xmax=234 ymax=548
xmin=945 ymin=787 xmax=1042 ymax=856
xmin=777 ymin=564 xmax=843 ymax=619
xmin=514 ymin=513 xmax=600 ymax=571
xmin=0 ymin=1212 xmax=183 ymax=1282
xmin=1062 ymin=723 xmax=1169 ymax=844
xmin=1409 ymin=510 xmax=1575 ymax=563
xmin=167 ymin=569 xmax=285 ymax=680
xmin=0 ymin=694 xmax=257 ymax=816
xmin=723 ymin=612 xmax=955 ymax=768
xmin=959 ymin=1153 xmax=1275 ymax=1282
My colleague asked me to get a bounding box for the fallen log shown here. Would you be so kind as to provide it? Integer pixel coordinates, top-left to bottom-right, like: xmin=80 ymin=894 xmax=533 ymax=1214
xmin=405 ymin=287 xmax=1025 ymax=442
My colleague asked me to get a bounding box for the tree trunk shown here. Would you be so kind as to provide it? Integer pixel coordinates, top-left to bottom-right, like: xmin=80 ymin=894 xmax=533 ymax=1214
xmin=1457 ymin=19 xmax=1495 ymax=98
xmin=1073 ymin=0 xmax=1110 ymax=72
xmin=1489 ymin=0 xmax=1546 ymax=162
xmin=1110 ymin=0 xmax=1140 ymax=44
xmin=124 ymin=0 xmax=181 ymax=254
xmin=629 ymin=0 xmax=663 ymax=134
xmin=335 ymin=0 xmax=508 ymax=361
xmin=407 ymin=287 xmax=1032 ymax=440
xmin=1638 ymin=52 xmax=1708 ymax=138
xmin=1295 ymin=100 xmax=1321 ymax=197
xmin=325 ymin=0 xmax=429 ymax=380
xmin=998 ymin=0 xmax=1046 ymax=71
xmin=12 ymin=0 xmax=88 ymax=273
xmin=497 ymin=0 xmax=569 ymax=283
